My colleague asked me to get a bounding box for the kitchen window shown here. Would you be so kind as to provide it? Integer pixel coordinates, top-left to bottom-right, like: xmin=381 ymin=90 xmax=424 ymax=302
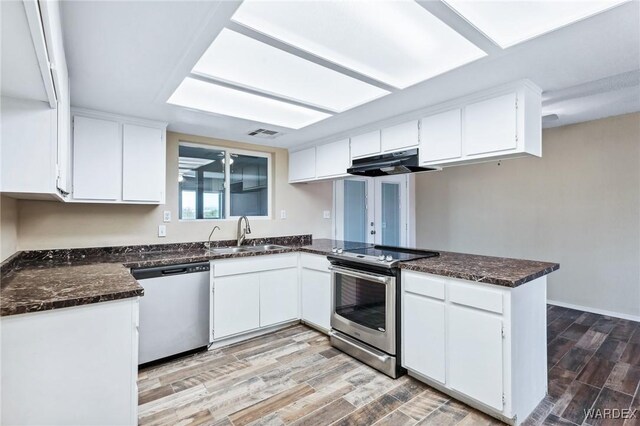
xmin=178 ymin=142 xmax=271 ymax=220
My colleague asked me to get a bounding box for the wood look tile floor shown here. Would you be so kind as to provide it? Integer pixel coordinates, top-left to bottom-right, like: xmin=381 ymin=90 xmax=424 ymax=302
xmin=138 ymin=306 xmax=640 ymax=426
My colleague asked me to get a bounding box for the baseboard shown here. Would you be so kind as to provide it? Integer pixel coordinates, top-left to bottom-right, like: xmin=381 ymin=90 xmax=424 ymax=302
xmin=548 ymin=299 xmax=640 ymax=322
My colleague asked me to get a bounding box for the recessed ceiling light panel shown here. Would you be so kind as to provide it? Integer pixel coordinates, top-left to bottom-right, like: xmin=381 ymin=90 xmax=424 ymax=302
xmin=443 ymin=0 xmax=630 ymax=48
xmin=192 ymin=29 xmax=390 ymax=112
xmin=167 ymin=77 xmax=331 ymax=129
xmin=231 ymin=1 xmax=487 ymax=89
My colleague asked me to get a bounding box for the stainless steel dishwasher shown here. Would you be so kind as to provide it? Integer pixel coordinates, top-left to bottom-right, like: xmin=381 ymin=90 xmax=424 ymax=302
xmin=132 ymin=262 xmax=210 ymax=365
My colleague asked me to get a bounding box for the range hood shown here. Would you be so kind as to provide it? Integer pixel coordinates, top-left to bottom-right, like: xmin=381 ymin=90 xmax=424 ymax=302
xmin=347 ymin=149 xmax=440 ymax=177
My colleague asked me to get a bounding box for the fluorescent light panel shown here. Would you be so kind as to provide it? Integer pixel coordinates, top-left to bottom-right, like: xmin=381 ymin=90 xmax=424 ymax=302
xmin=443 ymin=0 xmax=630 ymax=48
xmin=193 ymin=29 xmax=389 ymax=112
xmin=167 ymin=77 xmax=331 ymax=129
xmin=231 ymin=0 xmax=487 ymax=89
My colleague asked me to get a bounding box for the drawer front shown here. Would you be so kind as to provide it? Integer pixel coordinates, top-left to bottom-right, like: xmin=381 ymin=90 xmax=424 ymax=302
xmin=300 ymin=253 xmax=330 ymax=272
xmin=214 ymin=254 xmax=298 ymax=277
xmin=449 ymin=282 xmax=503 ymax=314
xmin=403 ymin=271 xmax=445 ymax=301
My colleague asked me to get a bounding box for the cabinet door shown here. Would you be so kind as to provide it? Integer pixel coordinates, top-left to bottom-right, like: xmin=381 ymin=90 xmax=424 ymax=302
xmin=289 ymin=147 xmax=316 ymax=182
xmin=122 ymin=124 xmax=164 ymax=202
xmin=73 ymin=116 xmax=121 ymax=200
xmin=448 ymin=305 xmax=504 ymax=410
xmin=316 ymin=139 xmax=350 ymax=178
xmin=260 ymin=268 xmax=299 ymax=327
xmin=301 ymin=268 xmax=331 ymax=330
xmin=419 ymin=109 xmax=462 ymax=164
xmin=213 ymin=273 xmax=260 ymax=339
xmin=403 ymin=293 xmax=446 ymax=383
xmin=0 ymin=97 xmax=57 ymax=194
xmin=464 ymin=93 xmax=517 ymax=156
xmin=381 ymin=121 xmax=418 ymax=152
xmin=351 ymin=131 xmax=381 ymax=159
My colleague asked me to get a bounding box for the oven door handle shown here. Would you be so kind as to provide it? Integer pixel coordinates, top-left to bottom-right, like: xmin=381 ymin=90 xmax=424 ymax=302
xmin=328 ymin=266 xmax=393 ymax=284
xmin=329 ymin=330 xmax=390 ymax=363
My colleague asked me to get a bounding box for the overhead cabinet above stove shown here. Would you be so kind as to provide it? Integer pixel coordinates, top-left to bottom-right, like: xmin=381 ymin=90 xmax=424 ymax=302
xmin=288 ymin=80 xmax=541 ymax=184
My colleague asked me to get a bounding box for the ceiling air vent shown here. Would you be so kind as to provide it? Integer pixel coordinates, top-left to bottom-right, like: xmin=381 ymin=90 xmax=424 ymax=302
xmin=247 ymin=128 xmax=282 ymax=139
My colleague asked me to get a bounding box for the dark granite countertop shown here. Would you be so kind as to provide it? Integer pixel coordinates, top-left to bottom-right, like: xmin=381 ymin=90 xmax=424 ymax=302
xmin=0 ymin=236 xmax=558 ymax=317
xmin=399 ymin=251 xmax=559 ymax=287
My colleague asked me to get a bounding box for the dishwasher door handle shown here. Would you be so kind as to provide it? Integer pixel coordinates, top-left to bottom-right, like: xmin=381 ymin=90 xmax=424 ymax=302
xmin=161 ymin=268 xmax=188 ymax=275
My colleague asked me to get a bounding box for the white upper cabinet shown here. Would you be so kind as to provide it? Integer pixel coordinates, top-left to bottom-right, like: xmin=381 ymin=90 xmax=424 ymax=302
xmin=381 ymin=120 xmax=419 ymax=152
xmin=73 ymin=116 xmax=121 ymax=201
xmin=465 ymin=93 xmax=518 ymax=156
xmin=288 ymin=147 xmax=316 ymax=182
xmin=419 ymin=109 xmax=462 ymax=164
xmin=350 ymin=130 xmax=381 ymax=159
xmin=0 ymin=0 xmax=70 ymax=201
xmin=122 ymin=124 xmax=164 ymax=202
xmin=288 ymin=80 xmax=541 ymax=183
xmin=315 ymin=139 xmax=350 ymax=178
xmin=419 ymin=81 xmax=541 ymax=166
xmin=71 ymin=109 xmax=167 ymax=204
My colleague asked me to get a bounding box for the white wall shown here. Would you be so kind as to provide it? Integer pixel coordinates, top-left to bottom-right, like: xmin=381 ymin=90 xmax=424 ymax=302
xmin=16 ymin=132 xmax=333 ymax=250
xmin=415 ymin=113 xmax=640 ymax=318
xmin=1 ymin=195 xmax=18 ymax=261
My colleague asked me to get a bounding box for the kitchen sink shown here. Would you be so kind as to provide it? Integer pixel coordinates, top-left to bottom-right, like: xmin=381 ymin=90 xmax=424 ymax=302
xmin=208 ymin=244 xmax=288 ymax=254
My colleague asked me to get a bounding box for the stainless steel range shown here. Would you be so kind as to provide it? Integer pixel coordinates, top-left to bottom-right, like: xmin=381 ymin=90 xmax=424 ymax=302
xmin=327 ymin=245 xmax=439 ymax=378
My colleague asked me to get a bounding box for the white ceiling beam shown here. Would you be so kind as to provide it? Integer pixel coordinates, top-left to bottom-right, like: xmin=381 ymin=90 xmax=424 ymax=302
xmin=187 ymin=73 xmax=337 ymax=115
xmin=414 ymin=1 xmax=503 ymax=56
xmin=226 ymin=21 xmax=398 ymax=93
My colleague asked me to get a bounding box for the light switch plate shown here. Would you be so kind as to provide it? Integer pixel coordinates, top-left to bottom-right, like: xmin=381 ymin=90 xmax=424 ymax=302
xmin=323 ymin=210 xmax=331 ymax=219
xmin=163 ymin=211 xmax=171 ymax=222
xmin=280 ymin=210 xmax=287 ymax=219
xmin=158 ymin=225 xmax=167 ymax=237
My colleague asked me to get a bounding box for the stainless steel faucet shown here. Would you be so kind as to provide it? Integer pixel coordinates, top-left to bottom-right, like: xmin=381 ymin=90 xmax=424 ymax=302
xmin=205 ymin=225 xmax=221 ymax=249
xmin=237 ymin=216 xmax=251 ymax=246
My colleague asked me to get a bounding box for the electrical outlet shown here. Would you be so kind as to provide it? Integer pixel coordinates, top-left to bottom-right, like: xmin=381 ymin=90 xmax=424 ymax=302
xmin=158 ymin=225 xmax=167 ymax=237
xmin=280 ymin=210 xmax=287 ymax=219
xmin=163 ymin=211 xmax=171 ymax=222
xmin=323 ymin=210 xmax=331 ymax=219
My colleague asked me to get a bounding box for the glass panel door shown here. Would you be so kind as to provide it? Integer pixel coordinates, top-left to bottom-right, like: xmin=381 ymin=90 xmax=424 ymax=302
xmin=344 ymin=180 xmax=367 ymax=243
xmin=334 ymin=273 xmax=387 ymax=332
xmin=380 ymin=182 xmax=400 ymax=246
xmin=374 ymin=175 xmax=407 ymax=246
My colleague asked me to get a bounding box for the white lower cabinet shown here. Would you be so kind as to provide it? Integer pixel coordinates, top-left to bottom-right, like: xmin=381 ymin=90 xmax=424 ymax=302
xmin=260 ymin=268 xmax=299 ymax=327
xmin=402 ymin=270 xmax=548 ymax=425
xmin=300 ymin=253 xmax=331 ymax=331
xmin=212 ymin=254 xmax=298 ymax=340
xmin=403 ymin=293 xmax=446 ymax=384
xmin=1 ymin=298 xmax=139 ymax=426
xmin=213 ymin=273 xmax=261 ymax=339
xmin=448 ymin=305 xmax=504 ymax=411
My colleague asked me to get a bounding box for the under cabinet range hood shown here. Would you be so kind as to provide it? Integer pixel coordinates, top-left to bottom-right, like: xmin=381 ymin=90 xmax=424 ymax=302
xmin=347 ymin=149 xmax=440 ymax=177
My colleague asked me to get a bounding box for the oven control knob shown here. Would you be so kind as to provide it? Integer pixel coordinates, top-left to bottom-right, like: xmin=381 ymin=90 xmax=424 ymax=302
xmin=337 ymin=248 xmax=344 ymax=254
xmin=385 ymin=255 xmax=393 ymax=262
xmin=331 ymin=247 xmax=338 ymax=253
xmin=378 ymin=255 xmax=386 ymax=261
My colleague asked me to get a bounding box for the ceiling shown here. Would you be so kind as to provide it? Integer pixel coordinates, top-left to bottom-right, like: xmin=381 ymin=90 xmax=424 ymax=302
xmin=59 ymin=0 xmax=640 ymax=149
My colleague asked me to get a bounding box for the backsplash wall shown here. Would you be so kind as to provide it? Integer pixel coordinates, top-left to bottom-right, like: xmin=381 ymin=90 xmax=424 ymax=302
xmin=15 ymin=132 xmax=334 ymax=250
xmin=1 ymin=195 xmax=18 ymax=261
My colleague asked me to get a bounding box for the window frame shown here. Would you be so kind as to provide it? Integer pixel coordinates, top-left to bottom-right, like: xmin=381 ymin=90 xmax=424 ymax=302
xmin=178 ymin=141 xmax=272 ymax=221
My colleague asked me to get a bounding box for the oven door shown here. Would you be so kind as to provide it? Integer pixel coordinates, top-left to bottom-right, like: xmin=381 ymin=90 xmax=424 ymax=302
xmin=330 ymin=265 xmax=396 ymax=355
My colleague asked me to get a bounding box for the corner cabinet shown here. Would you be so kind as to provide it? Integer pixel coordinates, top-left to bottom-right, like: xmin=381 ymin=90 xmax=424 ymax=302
xmin=402 ymin=270 xmax=548 ymax=425
xmin=1 ymin=298 xmax=140 ymax=426
xmin=0 ymin=0 xmax=70 ymax=201
xmin=71 ymin=109 xmax=167 ymax=204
